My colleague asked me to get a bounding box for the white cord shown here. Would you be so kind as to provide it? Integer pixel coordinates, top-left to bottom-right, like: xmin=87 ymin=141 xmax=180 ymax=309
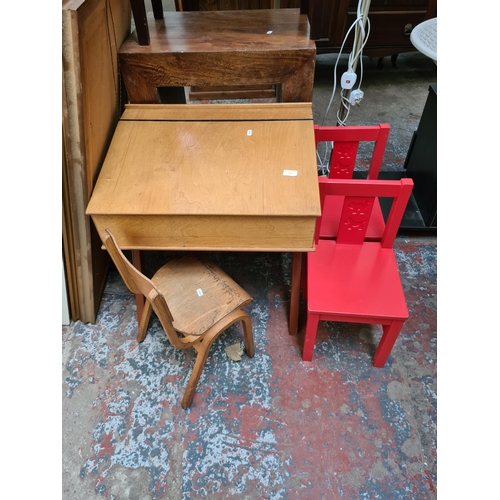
xmin=316 ymin=142 xmax=333 ymax=175
xmin=336 ymin=17 xmax=370 ymax=126
xmin=350 ymin=16 xmax=371 ymax=89
xmin=321 ymin=0 xmax=371 ymax=127
xmin=321 ymin=16 xmax=361 ymax=125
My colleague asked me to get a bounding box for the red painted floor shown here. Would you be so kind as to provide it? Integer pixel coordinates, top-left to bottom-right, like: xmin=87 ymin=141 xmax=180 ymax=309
xmin=63 ymin=236 xmax=436 ymax=499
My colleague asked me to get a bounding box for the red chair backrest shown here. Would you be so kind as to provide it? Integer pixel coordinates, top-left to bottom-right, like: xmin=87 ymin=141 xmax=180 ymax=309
xmin=314 ymin=177 xmax=414 ymax=248
xmin=314 ymin=124 xmax=390 ymax=179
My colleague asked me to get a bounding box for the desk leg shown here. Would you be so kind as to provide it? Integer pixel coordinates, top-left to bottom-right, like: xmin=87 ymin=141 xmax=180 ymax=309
xmin=289 ymin=252 xmax=303 ymax=335
xmin=120 ymin=60 xmax=160 ymax=104
xmin=279 ymin=56 xmax=315 ymax=103
xmin=131 ymin=250 xmax=145 ymax=322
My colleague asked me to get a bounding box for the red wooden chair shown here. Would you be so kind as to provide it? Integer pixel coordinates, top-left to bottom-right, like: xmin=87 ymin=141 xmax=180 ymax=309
xmin=301 ymin=177 xmax=414 ymax=366
xmin=315 ymin=123 xmax=390 ymax=241
xmin=289 ymin=124 xmax=392 ymax=336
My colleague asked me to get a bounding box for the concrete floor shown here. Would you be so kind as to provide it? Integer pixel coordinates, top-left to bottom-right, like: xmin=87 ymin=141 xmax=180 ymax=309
xmin=62 ymin=44 xmax=437 ymax=499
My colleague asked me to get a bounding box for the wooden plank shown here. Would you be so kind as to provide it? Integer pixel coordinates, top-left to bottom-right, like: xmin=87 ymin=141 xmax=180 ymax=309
xmin=90 ymin=214 xmax=317 ymax=252
xmin=122 ymin=102 xmax=313 ymax=121
xmin=62 ymin=116 xmax=80 ymax=320
xmin=188 ymin=85 xmax=276 ymax=100
xmin=62 ymin=0 xmax=131 ymax=323
xmin=62 ymin=8 xmax=93 ymax=322
xmin=177 ymin=0 xmax=273 ymax=10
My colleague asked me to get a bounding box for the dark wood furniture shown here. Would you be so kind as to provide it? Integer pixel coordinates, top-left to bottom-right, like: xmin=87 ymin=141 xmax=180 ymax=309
xmin=297 ymin=0 xmax=437 ymax=59
xmin=119 ymin=7 xmax=316 ymax=104
xmin=176 ymin=0 xmax=437 ymax=57
xmin=177 ymin=0 xmax=273 ymax=11
xmin=175 ymin=0 xmax=437 ymax=60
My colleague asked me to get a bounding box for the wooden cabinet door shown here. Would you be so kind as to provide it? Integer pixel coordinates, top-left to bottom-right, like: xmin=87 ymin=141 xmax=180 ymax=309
xmin=303 ymin=0 xmax=436 ymax=56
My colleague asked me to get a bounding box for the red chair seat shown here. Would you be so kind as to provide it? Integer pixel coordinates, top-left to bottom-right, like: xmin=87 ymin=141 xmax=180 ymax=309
xmin=307 ymin=239 xmax=408 ymax=320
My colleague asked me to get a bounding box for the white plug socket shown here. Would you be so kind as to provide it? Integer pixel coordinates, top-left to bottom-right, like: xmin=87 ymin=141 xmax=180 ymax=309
xmin=341 ymin=71 xmax=357 ymax=90
xmin=349 ymin=89 xmax=364 ymax=106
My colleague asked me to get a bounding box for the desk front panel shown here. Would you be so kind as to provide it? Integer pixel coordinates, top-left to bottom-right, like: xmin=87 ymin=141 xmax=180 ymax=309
xmin=90 ymin=214 xmax=316 ymax=252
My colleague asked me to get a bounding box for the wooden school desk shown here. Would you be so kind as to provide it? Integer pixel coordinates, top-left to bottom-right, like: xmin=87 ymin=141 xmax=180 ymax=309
xmin=86 ymin=103 xmax=320 ymax=334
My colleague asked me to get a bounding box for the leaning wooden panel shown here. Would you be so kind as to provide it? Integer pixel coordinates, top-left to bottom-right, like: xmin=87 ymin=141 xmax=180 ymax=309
xmin=62 ymin=0 xmax=130 ymax=323
xmin=62 ymin=120 xmax=80 ymax=320
xmin=90 ymin=214 xmax=317 ymax=252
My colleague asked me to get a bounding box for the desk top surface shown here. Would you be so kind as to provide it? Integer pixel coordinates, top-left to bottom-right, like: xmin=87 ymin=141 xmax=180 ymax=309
xmin=87 ymin=103 xmax=320 ymax=218
xmin=119 ymin=9 xmax=315 ymax=54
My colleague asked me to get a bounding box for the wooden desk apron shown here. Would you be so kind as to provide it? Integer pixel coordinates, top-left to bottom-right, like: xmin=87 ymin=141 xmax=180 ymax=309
xmin=86 ymin=103 xmax=320 ymax=252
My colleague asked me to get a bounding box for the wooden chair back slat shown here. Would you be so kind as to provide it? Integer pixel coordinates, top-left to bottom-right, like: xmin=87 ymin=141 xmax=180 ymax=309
xmin=315 ymin=178 xmax=414 ymax=248
xmin=329 ymin=141 xmax=360 ymax=178
xmin=103 ymin=230 xmax=183 ymax=348
xmin=314 ymin=124 xmax=390 ymax=180
xmin=337 ymin=195 xmax=376 ymax=244
xmin=103 ymin=229 xmax=154 ymax=297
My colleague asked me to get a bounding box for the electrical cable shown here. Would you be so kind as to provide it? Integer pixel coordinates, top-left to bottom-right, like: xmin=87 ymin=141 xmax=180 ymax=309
xmin=337 ymin=18 xmax=371 ymax=126
xmin=318 ymin=0 xmax=371 ymax=173
xmin=321 ymin=0 xmax=371 ymax=127
xmin=321 ymin=16 xmax=362 ymax=126
xmin=336 ymin=18 xmax=370 ymax=126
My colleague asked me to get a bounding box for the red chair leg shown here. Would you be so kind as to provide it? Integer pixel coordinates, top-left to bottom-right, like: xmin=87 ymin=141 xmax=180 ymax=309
xmin=373 ymin=319 xmax=405 ymax=367
xmin=302 ymin=312 xmax=320 ymax=361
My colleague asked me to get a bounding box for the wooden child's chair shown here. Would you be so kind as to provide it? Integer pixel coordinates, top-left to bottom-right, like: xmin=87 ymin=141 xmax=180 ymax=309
xmin=302 ymin=177 xmax=413 ymax=366
xmin=103 ymin=229 xmax=255 ymax=409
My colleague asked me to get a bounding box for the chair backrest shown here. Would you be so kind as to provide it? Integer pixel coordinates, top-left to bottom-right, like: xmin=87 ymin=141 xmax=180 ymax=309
xmin=103 ymin=230 xmax=185 ymax=348
xmin=314 ymin=177 xmax=414 ymax=248
xmin=103 ymin=229 xmax=156 ymax=297
xmin=314 ymin=124 xmax=390 ymax=179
